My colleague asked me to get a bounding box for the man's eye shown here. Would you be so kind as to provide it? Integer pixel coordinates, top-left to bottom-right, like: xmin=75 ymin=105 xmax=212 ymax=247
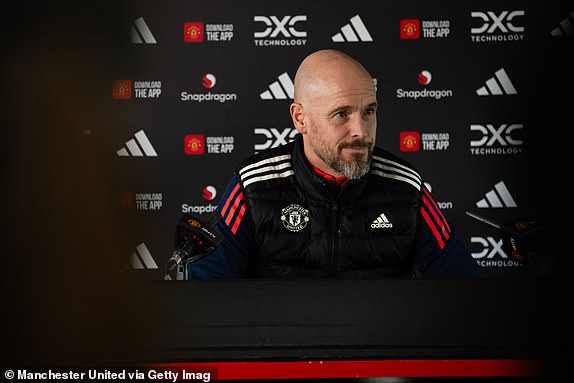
xmin=364 ymin=107 xmax=376 ymax=115
xmin=335 ymin=111 xmax=348 ymax=118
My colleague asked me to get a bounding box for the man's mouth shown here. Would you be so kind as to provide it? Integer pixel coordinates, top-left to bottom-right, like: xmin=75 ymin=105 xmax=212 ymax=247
xmin=339 ymin=140 xmax=372 ymax=153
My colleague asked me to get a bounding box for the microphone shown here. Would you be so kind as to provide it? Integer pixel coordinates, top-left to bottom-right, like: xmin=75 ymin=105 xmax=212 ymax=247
xmin=465 ymin=210 xmax=549 ymax=273
xmin=164 ymin=213 xmax=223 ymax=277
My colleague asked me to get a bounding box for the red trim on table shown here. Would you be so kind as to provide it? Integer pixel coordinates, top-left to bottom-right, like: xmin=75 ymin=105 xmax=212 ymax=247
xmin=151 ymin=359 xmax=544 ymax=380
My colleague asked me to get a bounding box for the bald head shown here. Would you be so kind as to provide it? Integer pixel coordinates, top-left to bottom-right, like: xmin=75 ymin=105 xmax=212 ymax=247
xmin=293 ymin=49 xmax=374 ymax=104
xmin=289 ymin=49 xmax=377 ymax=179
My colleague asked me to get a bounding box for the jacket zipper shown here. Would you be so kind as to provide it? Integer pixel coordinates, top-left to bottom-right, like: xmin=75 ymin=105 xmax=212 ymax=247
xmin=330 ymin=201 xmax=339 ymax=276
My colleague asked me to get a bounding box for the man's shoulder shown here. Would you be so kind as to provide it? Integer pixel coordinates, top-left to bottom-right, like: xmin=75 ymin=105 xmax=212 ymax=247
xmin=372 ymin=145 xmax=419 ymax=168
xmin=369 ymin=146 xmax=422 ymax=192
xmin=237 ymin=141 xmax=295 ymax=170
xmin=236 ymin=141 xmax=296 ymax=191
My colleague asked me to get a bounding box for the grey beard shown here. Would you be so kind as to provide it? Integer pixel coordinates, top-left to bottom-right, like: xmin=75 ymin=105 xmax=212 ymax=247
xmin=331 ymin=154 xmax=372 ymax=179
xmin=309 ymin=134 xmax=374 ymax=180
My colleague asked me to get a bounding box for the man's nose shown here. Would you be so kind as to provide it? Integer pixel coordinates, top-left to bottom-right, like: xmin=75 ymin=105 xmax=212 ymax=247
xmin=349 ymin=115 xmax=369 ymax=138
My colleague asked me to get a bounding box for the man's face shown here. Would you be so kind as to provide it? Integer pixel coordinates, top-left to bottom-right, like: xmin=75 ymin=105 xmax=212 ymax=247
xmin=303 ymin=77 xmax=377 ymax=179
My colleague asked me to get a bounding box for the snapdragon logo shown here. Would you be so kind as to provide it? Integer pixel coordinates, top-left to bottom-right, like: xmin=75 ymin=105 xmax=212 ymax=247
xmin=181 ymin=204 xmax=217 ymax=215
xmin=202 ymin=186 xmax=217 ymax=201
xmin=180 ymin=73 xmax=237 ymax=103
xmin=418 ymin=70 xmax=432 ymax=85
xmin=396 ymin=70 xmax=453 ymax=100
xmin=181 ymin=185 xmax=218 ymax=214
xmin=202 ymin=74 xmax=216 ymax=88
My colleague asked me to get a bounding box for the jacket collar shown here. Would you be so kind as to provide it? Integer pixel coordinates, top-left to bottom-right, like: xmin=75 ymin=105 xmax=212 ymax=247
xmin=291 ymin=133 xmax=368 ymax=201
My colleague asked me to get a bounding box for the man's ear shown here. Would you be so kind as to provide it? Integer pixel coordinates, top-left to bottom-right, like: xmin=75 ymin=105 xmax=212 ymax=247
xmin=290 ymin=102 xmax=306 ymax=134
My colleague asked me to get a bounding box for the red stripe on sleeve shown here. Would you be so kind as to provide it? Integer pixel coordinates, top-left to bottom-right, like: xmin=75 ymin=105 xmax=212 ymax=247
xmin=221 ymin=183 xmax=240 ymax=219
xmin=421 ymin=207 xmax=446 ymax=250
xmin=422 ymin=194 xmax=450 ymax=241
xmin=225 ymin=191 xmax=244 ymax=226
xmin=230 ymin=203 xmax=247 ymax=234
xmin=423 ymin=187 xmax=451 ymax=233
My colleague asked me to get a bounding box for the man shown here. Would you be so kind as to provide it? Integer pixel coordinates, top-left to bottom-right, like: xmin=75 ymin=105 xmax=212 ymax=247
xmin=187 ymin=49 xmax=482 ymax=279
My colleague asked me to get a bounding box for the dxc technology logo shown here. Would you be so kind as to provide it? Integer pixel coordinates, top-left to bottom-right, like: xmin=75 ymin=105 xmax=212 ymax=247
xmin=254 ymin=15 xmax=307 ymax=46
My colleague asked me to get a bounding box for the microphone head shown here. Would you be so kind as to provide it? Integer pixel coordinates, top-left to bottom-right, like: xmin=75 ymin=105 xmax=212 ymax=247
xmin=466 ymin=210 xmax=547 ymax=267
xmin=175 ymin=213 xmax=223 ymax=249
xmin=165 ymin=213 xmax=224 ymax=278
xmin=500 ymin=218 xmax=545 ymax=264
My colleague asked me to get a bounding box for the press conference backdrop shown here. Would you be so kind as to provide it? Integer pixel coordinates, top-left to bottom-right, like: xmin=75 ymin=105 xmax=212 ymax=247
xmin=111 ymin=0 xmax=569 ymax=278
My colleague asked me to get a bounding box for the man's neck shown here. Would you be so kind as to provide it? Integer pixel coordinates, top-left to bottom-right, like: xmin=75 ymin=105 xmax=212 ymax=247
xmin=310 ymin=163 xmax=349 ymax=191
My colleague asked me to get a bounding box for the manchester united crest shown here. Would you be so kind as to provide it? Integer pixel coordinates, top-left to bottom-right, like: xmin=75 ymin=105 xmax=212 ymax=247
xmin=280 ymin=204 xmax=310 ymax=232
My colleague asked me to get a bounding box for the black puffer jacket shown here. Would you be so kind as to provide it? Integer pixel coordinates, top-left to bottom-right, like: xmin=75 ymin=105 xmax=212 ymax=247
xmin=236 ymin=134 xmax=423 ymax=278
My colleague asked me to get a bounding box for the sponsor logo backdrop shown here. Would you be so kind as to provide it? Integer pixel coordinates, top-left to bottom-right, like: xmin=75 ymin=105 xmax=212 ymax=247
xmin=109 ymin=0 xmax=570 ymax=278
